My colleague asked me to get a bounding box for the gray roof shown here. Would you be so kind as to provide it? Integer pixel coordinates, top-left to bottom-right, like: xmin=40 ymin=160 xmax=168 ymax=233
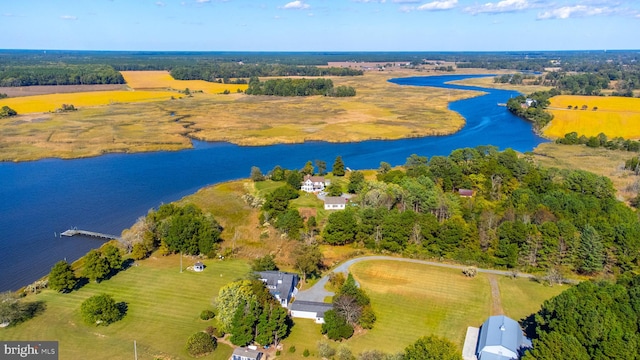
xmin=324 ymin=196 xmax=347 ymax=205
xmin=290 ymin=300 xmax=333 ymax=316
xmin=477 ymin=315 xmax=531 ymax=360
xmin=258 ymin=271 xmax=298 ymax=300
xmin=232 ymin=347 xmax=263 ymax=360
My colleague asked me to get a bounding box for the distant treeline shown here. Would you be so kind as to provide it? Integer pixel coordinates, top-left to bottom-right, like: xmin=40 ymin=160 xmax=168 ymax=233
xmin=0 ymin=64 xmax=124 ymax=87
xmin=170 ymin=64 xmax=363 ymax=83
xmin=245 ymin=77 xmax=355 ymax=97
xmin=556 ymin=132 xmax=640 ymax=152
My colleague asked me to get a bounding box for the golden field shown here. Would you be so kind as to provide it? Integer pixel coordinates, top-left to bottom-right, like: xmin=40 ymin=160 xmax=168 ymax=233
xmin=0 ymin=70 xmax=483 ymax=161
xmin=543 ymin=95 xmax=640 ymax=139
xmin=0 ymin=90 xmax=178 ymax=114
xmin=120 ymin=70 xmax=248 ymax=94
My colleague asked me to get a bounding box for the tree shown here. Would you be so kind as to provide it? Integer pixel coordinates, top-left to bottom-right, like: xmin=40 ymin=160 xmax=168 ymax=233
xmin=321 ymin=310 xmax=354 ymax=340
xmin=0 ymin=105 xmax=17 ymax=118
xmin=301 ymin=161 xmax=314 ymax=176
xmin=333 ymin=156 xmax=346 ymax=176
xmin=48 ymin=260 xmax=77 ymax=292
xmin=275 ymin=209 xmax=304 ymax=240
xmin=270 ymin=165 xmax=285 ymax=181
xmin=102 ymin=244 xmax=122 ymax=272
xmin=252 ymin=254 xmax=279 ymax=271
xmin=347 ymin=171 xmax=366 ymax=194
xmin=216 ymin=280 xmax=256 ymax=332
xmin=82 ymin=249 xmax=110 ymax=283
xmin=186 ymin=331 xmax=217 ymax=357
xmin=323 ymin=209 xmax=358 ymax=245
xmin=577 ymin=225 xmax=604 ymax=274
xmin=404 ymin=335 xmax=461 ymax=360
xmin=294 ymin=243 xmax=323 ymax=283
xmin=80 ymin=294 xmax=125 ymax=326
xmin=326 ymin=182 xmax=343 ymax=197
xmin=131 ymin=243 xmax=148 ymax=260
xmin=315 ymin=160 xmax=327 ymax=175
xmin=251 ymin=166 xmax=265 ymax=181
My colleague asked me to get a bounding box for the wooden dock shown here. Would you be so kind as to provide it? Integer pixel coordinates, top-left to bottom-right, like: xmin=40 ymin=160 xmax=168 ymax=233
xmin=60 ymin=229 xmax=122 ymax=241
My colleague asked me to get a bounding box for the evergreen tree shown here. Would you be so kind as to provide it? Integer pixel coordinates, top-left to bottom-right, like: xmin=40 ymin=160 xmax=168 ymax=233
xmin=301 ymin=161 xmax=314 ymax=176
xmin=102 ymin=244 xmax=122 ymax=271
xmin=82 ymin=250 xmax=110 ymax=283
xmin=48 ymin=260 xmax=77 ymax=292
xmin=333 ymin=156 xmax=346 ymax=176
xmin=577 ymin=225 xmax=604 ymax=274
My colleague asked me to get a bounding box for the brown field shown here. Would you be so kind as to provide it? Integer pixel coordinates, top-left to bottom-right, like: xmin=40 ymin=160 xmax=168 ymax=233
xmin=0 ymin=84 xmax=128 ymax=97
xmin=532 ymin=142 xmax=639 ymax=203
xmin=543 ymin=95 xmax=640 ymax=139
xmin=120 ymin=70 xmax=248 ymax=94
xmin=0 ymin=69 xmax=484 ymax=161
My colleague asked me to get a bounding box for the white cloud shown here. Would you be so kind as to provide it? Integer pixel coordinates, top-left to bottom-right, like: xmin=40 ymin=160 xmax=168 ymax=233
xmin=417 ymin=0 xmax=458 ymax=11
xmin=155 ymin=1 xmax=166 ymax=7
xmin=464 ymin=0 xmax=531 ymax=15
xmin=537 ymin=5 xmax=613 ymax=19
xmin=283 ymin=1 xmax=311 ymax=9
xmin=60 ymin=15 xmax=78 ymax=20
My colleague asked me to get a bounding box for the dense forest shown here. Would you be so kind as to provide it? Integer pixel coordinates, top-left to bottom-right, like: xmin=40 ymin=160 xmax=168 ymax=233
xmin=170 ymin=64 xmax=363 ymax=83
xmin=258 ymin=147 xmax=640 ymax=278
xmin=0 ymin=64 xmax=124 ymax=86
xmin=245 ymin=77 xmax=356 ymax=97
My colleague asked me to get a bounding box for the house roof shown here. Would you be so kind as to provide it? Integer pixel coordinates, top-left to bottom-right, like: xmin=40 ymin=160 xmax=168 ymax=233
xmin=258 ymin=271 xmax=298 ymax=299
xmin=232 ymin=347 xmax=263 ymax=359
xmin=290 ymin=300 xmax=333 ymax=316
xmin=477 ymin=315 xmax=531 ymax=360
xmin=324 ymin=196 xmax=347 ymax=205
xmin=303 ymin=175 xmax=325 ymax=183
xmin=194 ymin=261 xmax=204 ymax=266
xmin=458 ymin=189 xmax=474 ymax=197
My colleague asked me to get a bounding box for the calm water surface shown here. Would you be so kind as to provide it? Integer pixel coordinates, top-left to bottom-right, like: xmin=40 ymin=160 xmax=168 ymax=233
xmin=0 ymin=75 xmax=546 ymax=291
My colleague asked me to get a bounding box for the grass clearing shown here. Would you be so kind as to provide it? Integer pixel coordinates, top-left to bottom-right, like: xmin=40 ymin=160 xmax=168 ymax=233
xmin=121 ymin=71 xmax=248 ymax=94
xmin=544 ymin=95 xmax=640 ymax=139
xmin=532 ymin=142 xmax=639 ymax=203
xmin=497 ymin=277 xmax=566 ymax=322
xmin=0 ymin=69 xmax=484 ymax=161
xmin=1 ymin=256 xmax=250 ymax=359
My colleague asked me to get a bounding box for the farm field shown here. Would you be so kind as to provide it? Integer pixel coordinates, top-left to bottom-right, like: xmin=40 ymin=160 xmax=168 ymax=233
xmin=120 ymin=71 xmax=248 ymax=94
xmin=543 ymin=95 xmax=640 ymax=139
xmin=0 ymin=84 xmax=127 ymax=97
xmin=1 ymin=255 xmax=250 ymax=360
xmin=0 ymin=69 xmax=482 ymax=161
xmin=0 ymin=90 xmax=178 ymax=114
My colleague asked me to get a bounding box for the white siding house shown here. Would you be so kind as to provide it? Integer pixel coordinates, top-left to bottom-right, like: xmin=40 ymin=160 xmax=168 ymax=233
xmin=301 ymin=175 xmax=328 ymax=193
xmin=324 ymin=196 xmax=347 ymax=210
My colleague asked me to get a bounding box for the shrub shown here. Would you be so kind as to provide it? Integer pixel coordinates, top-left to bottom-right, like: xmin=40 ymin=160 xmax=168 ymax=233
xmin=200 ymin=309 xmax=215 ymax=321
xmin=462 ymin=267 xmax=477 ymax=278
xmin=288 ymin=346 xmax=296 ymax=353
xmin=318 ymin=340 xmax=336 ymax=358
xmin=131 ymin=243 xmax=148 ymax=260
xmin=303 ymin=349 xmax=310 ymax=357
xmin=186 ymin=332 xmax=216 ymax=357
xmin=205 ymin=326 xmax=214 ymax=336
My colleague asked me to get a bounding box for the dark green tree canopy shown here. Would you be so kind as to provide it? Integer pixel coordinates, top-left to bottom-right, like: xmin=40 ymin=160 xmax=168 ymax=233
xmin=80 ymin=294 xmax=125 ymax=326
xmin=48 ymin=260 xmax=77 ymax=292
xmin=404 ymin=335 xmax=462 ymax=360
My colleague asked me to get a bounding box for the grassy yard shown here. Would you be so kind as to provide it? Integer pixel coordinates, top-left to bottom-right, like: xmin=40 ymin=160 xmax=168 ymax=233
xmin=282 ymin=260 xmax=567 ymax=357
xmin=1 ymin=256 xmax=250 ymax=359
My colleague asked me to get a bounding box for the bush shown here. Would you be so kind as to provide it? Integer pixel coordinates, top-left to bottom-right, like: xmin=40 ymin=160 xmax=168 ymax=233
xmin=288 ymin=346 xmax=296 ymax=353
xmin=80 ymin=294 xmax=125 ymax=326
xmin=318 ymin=340 xmax=336 ymax=358
xmin=186 ymin=331 xmax=216 ymax=357
xmin=131 ymin=243 xmax=148 ymax=260
xmin=462 ymin=267 xmax=477 ymax=278
xmin=200 ymin=309 xmax=215 ymax=320
xmin=303 ymin=349 xmax=310 ymax=357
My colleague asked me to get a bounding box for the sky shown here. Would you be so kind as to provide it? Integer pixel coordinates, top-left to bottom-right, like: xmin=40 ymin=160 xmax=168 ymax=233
xmin=1 ymin=0 xmax=639 ymax=52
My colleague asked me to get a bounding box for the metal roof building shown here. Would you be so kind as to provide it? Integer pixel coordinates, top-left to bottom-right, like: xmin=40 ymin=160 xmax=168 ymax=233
xmin=476 ymin=315 xmax=532 ymax=360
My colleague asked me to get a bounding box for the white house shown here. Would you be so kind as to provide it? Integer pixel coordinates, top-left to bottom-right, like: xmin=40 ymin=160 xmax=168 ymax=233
xmin=463 ymin=315 xmax=532 ymax=360
xmin=324 ymin=196 xmax=347 ymax=210
xmin=258 ymin=271 xmax=299 ymax=308
xmin=301 ymin=175 xmax=328 ymax=193
xmin=290 ymin=301 xmax=333 ymax=324
xmin=193 ymin=261 xmax=204 ymax=272
xmin=231 ymin=347 xmax=263 ymax=360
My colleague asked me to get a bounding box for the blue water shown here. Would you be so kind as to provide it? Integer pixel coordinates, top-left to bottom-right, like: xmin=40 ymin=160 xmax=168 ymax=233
xmin=0 ymin=75 xmax=546 ymax=291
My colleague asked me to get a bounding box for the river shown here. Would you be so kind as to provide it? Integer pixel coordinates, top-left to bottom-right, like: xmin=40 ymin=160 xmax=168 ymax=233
xmin=0 ymin=74 xmax=546 ymax=291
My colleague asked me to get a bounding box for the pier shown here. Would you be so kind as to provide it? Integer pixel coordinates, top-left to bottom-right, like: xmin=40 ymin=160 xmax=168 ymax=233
xmin=60 ymin=228 xmax=122 ymax=241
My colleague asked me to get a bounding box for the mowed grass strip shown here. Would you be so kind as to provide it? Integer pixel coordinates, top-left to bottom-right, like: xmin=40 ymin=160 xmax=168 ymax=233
xmin=0 ymin=90 xmax=178 ymax=114
xmin=544 ymin=95 xmax=640 ymax=139
xmin=121 ymin=71 xmax=248 ymax=94
xmin=1 ymin=256 xmax=250 ymax=360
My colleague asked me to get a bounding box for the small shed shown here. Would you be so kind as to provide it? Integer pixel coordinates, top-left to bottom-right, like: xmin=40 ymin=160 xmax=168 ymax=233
xmin=193 ymin=261 xmax=204 ymax=272
xmin=290 ymin=300 xmax=333 ymax=324
xmin=458 ymin=189 xmax=475 ymax=198
xmin=232 ymin=347 xmax=263 ymax=360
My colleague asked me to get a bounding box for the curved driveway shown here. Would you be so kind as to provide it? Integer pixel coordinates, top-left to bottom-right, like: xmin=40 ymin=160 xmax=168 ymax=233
xmin=295 ymin=255 xmax=535 ymax=302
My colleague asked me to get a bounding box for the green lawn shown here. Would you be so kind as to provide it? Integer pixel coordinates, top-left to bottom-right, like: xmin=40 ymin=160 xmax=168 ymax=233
xmin=498 ymin=277 xmax=567 ymax=321
xmin=2 ymin=256 xmax=250 ymax=360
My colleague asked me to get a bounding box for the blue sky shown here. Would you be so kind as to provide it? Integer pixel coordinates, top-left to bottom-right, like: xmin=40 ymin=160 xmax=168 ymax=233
xmin=1 ymin=0 xmax=638 ymax=51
